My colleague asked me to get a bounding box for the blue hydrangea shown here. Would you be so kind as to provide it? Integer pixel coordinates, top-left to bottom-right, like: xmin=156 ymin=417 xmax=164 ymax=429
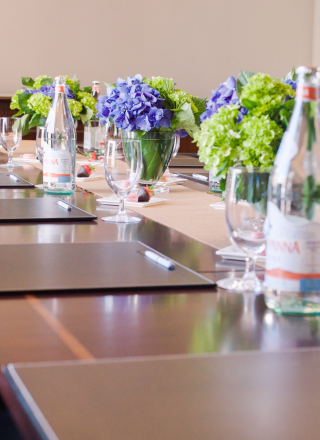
xmin=95 ymin=74 xmax=172 ymax=132
xmin=23 ymin=84 xmax=75 ymax=100
xmin=200 ymin=76 xmax=248 ymax=123
xmin=284 ymin=79 xmax=296 ymax=91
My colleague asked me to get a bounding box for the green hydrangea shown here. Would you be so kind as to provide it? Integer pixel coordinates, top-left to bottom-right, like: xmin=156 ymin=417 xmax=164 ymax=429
xmin=27 ymin=93 xmax=52 ymax=117
xmin=10 ymin=89 xmax=24 ymax=110
xmin=147 ymin=76 xmax=175 ymax=95
xmin=58 ymin=75 xmax=78 ymax=90
xmin=239 ymin=115 xmax=283 ymax=167
xmin=67 ymin=99 xmax=82 ymax=118
xmin=33 ymin=75 xmax=53 ymax=89
xmin=240 ymin=73 xmax=295 ymax=117
xmin=168 ymin=89 xmax=198 ymax=113
xmin=194 ymin=105 xmax=241 ymax=176
xmin=77 ymin=92 xmax=97 ymax=112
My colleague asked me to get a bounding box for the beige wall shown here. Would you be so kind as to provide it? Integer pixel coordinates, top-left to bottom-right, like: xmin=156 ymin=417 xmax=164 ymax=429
xmin=0 ymin=0 xmax=314 ymax=99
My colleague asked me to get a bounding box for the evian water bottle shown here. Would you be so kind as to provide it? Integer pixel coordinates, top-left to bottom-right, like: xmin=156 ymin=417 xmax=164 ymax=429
xmin=264 ymin=66 xmax=320 ymax=314
xmin=92 ymin=81 xmax=100 ymax=99
xmin=43 ymin=76 xmax=76 ymax=194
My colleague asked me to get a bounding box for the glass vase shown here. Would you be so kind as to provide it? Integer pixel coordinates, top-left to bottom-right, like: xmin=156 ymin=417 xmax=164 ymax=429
xmin=121 ymin=131 xmax=177 ymax=185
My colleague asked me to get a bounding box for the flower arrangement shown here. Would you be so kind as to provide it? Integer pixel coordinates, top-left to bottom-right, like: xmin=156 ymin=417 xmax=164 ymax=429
xmin=194 ymin=69 xmax=297 ymax=189
xmin=11 ymin=75 xmax=97 ymax=135
xmin=95 ymin=74 xmax=206 ymax=137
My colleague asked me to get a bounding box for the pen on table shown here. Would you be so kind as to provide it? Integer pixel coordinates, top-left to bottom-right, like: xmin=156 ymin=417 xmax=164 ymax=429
xmin=144 ymin=250 xmax=175 ymax=270
xmin=9 ymin=174 xmax=20 ymax=182
xmin=192 ymin=173 xmax=208 ymax=181
xmin=58 ymin=200 xmax=71 ymax=211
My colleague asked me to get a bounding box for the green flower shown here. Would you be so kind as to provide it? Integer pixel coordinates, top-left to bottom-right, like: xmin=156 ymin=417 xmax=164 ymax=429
xmin=240 ymin=73 xmax=294 ymax=117
xmin=146 ymin=76 xmax=175 ymax=95
xmin=77 ymin=92 xmax=97 ymax=112
xmin=67 ymin=99 xmax=82 ymax=118
xmin=194 ymin=105 xmax=241 ymax=176
xmin=10 ymin=89 xmax=24 ymax=110
xmin=168 ymin=89 xmax=198 ymax=113
xmin=27 ymin=93 xmax=52 ymax=117
xmin=239 ymin=115 xmax=283 ymax=167
xmin=33 ymin=75 xmax=53 ymax=90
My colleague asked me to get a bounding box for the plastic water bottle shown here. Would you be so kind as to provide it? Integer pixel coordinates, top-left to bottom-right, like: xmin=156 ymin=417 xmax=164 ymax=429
xmin=43 ymin=76 xmax=76 ymax=194
xmin=264 ymin=66 xmax=320 ymax=314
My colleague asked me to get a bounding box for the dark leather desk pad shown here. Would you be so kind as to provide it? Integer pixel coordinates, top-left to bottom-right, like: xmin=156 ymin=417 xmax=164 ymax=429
xmin=0 ymin=241 xmax=213 ymax=293
xmin=170 ymin=154 xmax=203 ymax=168
xmin=0 ymin=173 xmax=34 ymax=188
xmin=0 ymin=198 xmax=97 ymax=222
xmin=4 ymin=348 xmax=320 ymax=440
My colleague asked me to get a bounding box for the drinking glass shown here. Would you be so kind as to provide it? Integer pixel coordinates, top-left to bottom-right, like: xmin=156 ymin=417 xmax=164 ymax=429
xmin=0 ymin=118 xmax=22 ymax=168
xmin=36 ymin=126 xmax=45 ymax=164
xmin=102 ymin=138 xmax=142 ymax=223
xmin=217 ymin=167 xmax=271 ymax=293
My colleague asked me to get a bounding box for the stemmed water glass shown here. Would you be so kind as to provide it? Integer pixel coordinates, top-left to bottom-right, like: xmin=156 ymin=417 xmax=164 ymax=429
xmin=0 ymin=118 xmax=22 ymax=168
xmin=36 ymin=126 xmax=45 ymax=164
xmin=217 ymin=167 xmax=271 ymax=293
xmin=102 ymin=138 xmax=142 ymax=223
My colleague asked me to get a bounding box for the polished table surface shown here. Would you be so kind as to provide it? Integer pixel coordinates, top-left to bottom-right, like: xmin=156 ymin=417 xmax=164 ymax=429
xmin=1 ymin=145 xmax=320 ymax=438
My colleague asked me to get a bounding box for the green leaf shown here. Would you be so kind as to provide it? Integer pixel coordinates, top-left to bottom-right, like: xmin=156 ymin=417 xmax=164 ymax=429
xmin=79 ymin=105 xmax=94 ymax=124
xmin=104 ymin=82 xmax=116 ymax=89
xmin=28 ymin=113 xmax=42 ymax=129
xmin=236 ymin=70 xmax=256 ymax=94
xmin=22 ymin=77 xmax=35 ymax=88
xmin=81 ymin=87 xmax=92 ymax=94
xmin=192 ymin=96 xmax=207 ymax=124
xmin=71 ymin=74 xmax=80 ymax=88
xmin=18 ymin=93 xmax=34 ymax=114
xmin=284 ymin=67 xmax=297 ymax=82
xmin=171 ymin=102 xmax=199 ymax=137
xmin=38 ymin=116 xmax=46 ymax=126
xmin=12 ymin=110 xmax=24 ymax=117
xmin=241 ymin=98 xmax=259 ymax=109
xmin=40 ymin=77 xmax=53 ymax=86
xmin=20 ymin=114 xmax=31 ymax=136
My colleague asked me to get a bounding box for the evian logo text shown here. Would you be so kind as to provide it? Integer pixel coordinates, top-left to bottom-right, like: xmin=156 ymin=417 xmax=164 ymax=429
xmin=269 ymin=239 xmax=300 ymax=254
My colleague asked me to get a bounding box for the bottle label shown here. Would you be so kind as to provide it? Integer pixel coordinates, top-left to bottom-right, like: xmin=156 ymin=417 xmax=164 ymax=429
xmin=55 ymin=85 xmax=65 ymax=93
xmin=295 ymin=85 xmax=317 ymax=101
xmin=92 ymin=86 xmax=100 ymax=92
xmin=83 ymin=132 xmax=91 ymax=150
xmin=43 ymin=148 xmax=71 ymax=183
xmin=265 ymin=202 xmax=320 ymax=292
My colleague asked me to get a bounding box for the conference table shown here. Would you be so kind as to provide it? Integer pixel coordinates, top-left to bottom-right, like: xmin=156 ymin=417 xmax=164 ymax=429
xmin=0 ymin=141 xmax=320 ymax=439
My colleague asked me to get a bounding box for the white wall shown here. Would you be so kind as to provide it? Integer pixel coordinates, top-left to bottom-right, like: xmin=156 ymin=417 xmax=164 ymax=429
xmin=0 ymin=0 xmax=314 ymax=98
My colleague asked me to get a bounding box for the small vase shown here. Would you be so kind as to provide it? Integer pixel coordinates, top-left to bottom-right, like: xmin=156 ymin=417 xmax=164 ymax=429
xmin=121 ymin=131 xmax=177 ymax=184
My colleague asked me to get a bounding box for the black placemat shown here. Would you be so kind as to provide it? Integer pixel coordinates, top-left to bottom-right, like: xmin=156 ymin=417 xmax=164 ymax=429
xmin=0 ymin=241 xmax=213 ymax=293
xmin=0 ymin=172 xmax=34 ymax=188
xmin=170 ymin=154 xmax=203 ymax=168
xmin=5 ymin=349 xmax=320 ymax=440
xmin=0 ymin=198 xmax=97 ymax=222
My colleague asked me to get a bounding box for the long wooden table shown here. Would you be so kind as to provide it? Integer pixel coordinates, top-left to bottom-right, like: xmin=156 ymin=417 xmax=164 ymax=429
xmin=0 ymin=141 xmax=319 ymax=439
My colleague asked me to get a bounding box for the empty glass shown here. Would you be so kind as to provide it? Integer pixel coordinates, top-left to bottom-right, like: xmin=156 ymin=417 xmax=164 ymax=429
xmin=0 ymin=118 xmax=22 ymax=168
xmin=217 ymin=167 xmax=271 ymax=293
xmin=36 ymin=126 xmax=45 ymax=164
xmin=102 ymin=138 xmax=142 ymax=223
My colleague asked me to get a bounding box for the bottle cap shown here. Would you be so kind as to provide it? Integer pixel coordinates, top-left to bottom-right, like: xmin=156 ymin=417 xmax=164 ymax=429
xmin=296 ymin=66 xmax=317 ymax=74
